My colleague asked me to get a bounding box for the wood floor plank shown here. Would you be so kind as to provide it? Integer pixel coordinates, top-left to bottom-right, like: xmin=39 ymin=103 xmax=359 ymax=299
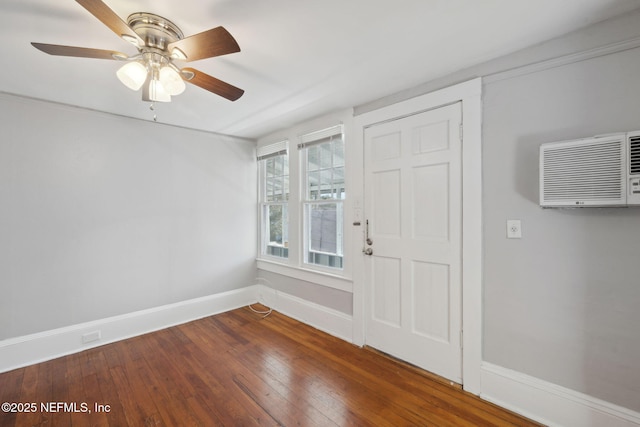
xmin=0 ymin=306 xmax=542 ymax=427
xmin=49 ymin=356 xmax=72 ymax=426
xmin=233 ymin=312 xmax=470 ymax=426
xmin=149 ymin=326 xmax=267 ymax=426
xmin=65 ymin=353 xmax=92 ymax=427
xmin=0 ymin=369 xmax=25 ymax=427
xmin=92 ymin=350 xmax=133 ymax=426
xmin=220 ymin=316 xmax=400 ymax=426
xmin=249 ymin=309 xmax=519 ymax=426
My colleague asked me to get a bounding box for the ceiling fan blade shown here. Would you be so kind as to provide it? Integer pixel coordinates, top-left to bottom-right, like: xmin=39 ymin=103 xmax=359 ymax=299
xmin=75 ymin=0 xmax=143 ymax=46
xmin=31 ymin=42 xmax=127 ymax=60
xmin=182 ymin=67 xmax=244 ymax=101
xmin=168 ymin=27 xmax=240 ymax=62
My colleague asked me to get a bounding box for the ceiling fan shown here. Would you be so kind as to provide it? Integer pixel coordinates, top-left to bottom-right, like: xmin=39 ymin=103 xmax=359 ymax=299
xmin=32 ymin=0 xmax=244 ymax=103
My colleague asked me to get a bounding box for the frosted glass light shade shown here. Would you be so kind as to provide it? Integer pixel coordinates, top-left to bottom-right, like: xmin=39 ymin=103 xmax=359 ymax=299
xmin=148 ymin=79 xmax=171 ymax=102
xmin=159 ymin=66 xmax=186 ymax=95
xmin=116 ymin=62 xmax=147 ymax=91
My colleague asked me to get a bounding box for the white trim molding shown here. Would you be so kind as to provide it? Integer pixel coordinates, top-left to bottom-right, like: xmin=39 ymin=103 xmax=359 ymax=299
xmin=255 ymin=284 xmax=353 ymax=343
xmin=351 ymin=77 xmax=483 ymax=394
xmin=481 ymin=363 xmax=640 ymax=427
xmin=257 ymin=259 xmax=353 ymax=292
xmin=0 ymin=283 xmax=353 ymax=375
xmin=0 ymin=286 xmax=258 ymax=373
xmin=485 ymin=35 xmax=640 ymax=85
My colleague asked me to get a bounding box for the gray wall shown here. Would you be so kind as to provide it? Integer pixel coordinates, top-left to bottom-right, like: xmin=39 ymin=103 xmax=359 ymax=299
xmin=0 ymin=94 xmax=257 ymax=340
xmin=482 ymin=47 xmax=640 ymax=412
xmin=257 ymin=270 xmax=353 ymax=315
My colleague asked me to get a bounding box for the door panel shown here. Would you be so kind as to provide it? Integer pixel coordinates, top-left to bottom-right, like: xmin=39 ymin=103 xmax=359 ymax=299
xmin=411 ymin=260 xmax=450 ymax=342
xmin=372 ymin=170 xmax=401 ymax=237
xmin=412 ymin=163 xmax=449 ymax=241
xmin=364 ymin=102 xmax=462 ymax=383
xmin=372 ymin=131 xmax=402 ymax=161
xmin=372 ymin=256 xmax=402 ymax=326
xmin=412 ymin=120 xmax=450 ymax=154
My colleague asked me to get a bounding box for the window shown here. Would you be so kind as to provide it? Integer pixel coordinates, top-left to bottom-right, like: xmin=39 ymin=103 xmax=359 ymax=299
xmin=258 ymin=141 xmax=289 ymax=258
xmin=257 ymin=123 xmax=348 ymax=280
xmin=299 ymin=125 xmax=345 ymax=269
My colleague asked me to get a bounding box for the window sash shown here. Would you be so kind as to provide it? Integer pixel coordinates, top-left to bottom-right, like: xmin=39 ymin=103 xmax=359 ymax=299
xmin=304 ymin=201 xmax=343 ymax=256
xmin=259 ymin=146 xmax=289 ymax=259
xmin=299 ymin=126 xmax=345 ymax=270
xmin=262 ymin=202 xmax=289 ymax=258
xmin=303 ymin=135 xmax=345 ymax=201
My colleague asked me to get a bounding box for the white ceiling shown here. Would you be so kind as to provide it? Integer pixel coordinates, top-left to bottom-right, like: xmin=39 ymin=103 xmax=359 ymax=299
xmin=1 ymin=0 xmax=638 ymax=139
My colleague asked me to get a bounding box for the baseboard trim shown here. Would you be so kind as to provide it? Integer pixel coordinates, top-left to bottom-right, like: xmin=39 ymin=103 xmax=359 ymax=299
xmin=256 ymin=284 xmax=353 ymax=343
xmin=0 ymin=286 xmax=259 ymax=373
xmin=481 ymin=363 xmax=640 ymax=427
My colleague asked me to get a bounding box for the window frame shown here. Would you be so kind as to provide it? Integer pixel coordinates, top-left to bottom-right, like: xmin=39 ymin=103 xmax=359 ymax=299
xmin=257 ymin=141 xmax=290 ymax=261
xmin=256 ymin=122 xmax=351 ymax=287
xmin=298 ymin=125 xmax=346 ymax=272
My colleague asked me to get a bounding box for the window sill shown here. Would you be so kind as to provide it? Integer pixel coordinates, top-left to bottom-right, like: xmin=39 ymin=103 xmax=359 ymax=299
xmin=256 ymin=258 xmax=353 ymax=293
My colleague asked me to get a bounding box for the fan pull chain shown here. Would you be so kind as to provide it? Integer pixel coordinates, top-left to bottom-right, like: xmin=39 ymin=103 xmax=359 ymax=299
xmin=150 ymin=102 xmax=157 ymax=122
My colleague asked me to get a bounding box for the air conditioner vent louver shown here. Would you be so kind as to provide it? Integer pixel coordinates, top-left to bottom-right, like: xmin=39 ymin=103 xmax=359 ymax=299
xmin=542 ymin=140 xmax=622 ymax=201
xmin=630 ymin=135 xmax=640 ymax=175
xmin=540 ymin=132 xmax=640 ymax=207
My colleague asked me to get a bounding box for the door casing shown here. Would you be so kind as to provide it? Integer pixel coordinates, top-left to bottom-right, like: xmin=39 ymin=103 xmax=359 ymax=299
xmin=351 ymin=78 xmax=483 ymax=394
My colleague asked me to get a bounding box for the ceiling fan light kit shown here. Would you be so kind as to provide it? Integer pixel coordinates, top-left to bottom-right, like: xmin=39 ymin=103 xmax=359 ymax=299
xmin=116 ymin=61 xmax=146 ymax=91
xmin=117 ymin=12 xmax=185 ymax=102
xmin=32 ymin=0 xmax=244 ymax=106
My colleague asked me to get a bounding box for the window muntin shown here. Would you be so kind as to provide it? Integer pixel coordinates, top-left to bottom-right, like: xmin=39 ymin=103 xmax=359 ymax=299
xmin=265 ymin=154 xmax=289 ymax=202
xmin=306 ymin=140 xmax=345 ymax=200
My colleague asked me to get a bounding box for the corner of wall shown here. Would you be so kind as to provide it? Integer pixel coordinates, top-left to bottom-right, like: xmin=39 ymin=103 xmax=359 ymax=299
xmin=255 ymin=284 xmax=353 ymax=343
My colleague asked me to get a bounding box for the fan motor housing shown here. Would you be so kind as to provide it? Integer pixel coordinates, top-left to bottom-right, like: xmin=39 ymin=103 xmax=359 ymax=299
xmin=127 ymin=12 xmax=184 ymax=50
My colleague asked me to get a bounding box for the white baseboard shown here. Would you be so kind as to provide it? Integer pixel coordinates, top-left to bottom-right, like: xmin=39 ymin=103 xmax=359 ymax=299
xmin=481 ymin=363 xmax=640 ymax=427
xmin=255 ymin=284 xmax=353 ymax=343
xmin=0 ymin=286 xmax=259 ymax=373
xmin=0 ymin=285 xmax=353 ymax=374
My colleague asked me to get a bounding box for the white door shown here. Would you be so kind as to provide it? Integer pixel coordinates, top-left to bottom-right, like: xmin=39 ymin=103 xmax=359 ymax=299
xmin=363 ymin=102 xmax=462 ymax=383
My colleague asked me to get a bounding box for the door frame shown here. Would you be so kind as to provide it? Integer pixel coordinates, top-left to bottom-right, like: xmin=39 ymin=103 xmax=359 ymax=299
xmin=351 ymin=78 xmax=482 ymax=394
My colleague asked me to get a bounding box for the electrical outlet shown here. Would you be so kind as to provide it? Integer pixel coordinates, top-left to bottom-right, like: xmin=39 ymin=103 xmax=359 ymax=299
xmin=82 ymin=330 xmax=101 ymax=344
xmin=506 ymin=220 xmax=522 ymax=239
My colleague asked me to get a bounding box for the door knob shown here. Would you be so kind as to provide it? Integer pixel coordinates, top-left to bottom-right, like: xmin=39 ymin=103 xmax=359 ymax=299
xmin=364 ymin=248 xmax=373 ymax=256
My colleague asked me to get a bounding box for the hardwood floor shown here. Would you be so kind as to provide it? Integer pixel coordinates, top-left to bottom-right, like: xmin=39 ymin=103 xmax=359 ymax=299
xmin=0 ymin=306 xmax=541 ymax=426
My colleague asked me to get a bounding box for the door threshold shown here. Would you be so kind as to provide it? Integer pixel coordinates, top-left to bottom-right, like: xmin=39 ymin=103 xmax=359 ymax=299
xmin=363 ymin=345 xmax=463 ymax=390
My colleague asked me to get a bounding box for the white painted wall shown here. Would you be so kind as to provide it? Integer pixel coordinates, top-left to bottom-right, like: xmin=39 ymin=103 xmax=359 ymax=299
xmin=0 ymin=94 xmax=256 ymax=340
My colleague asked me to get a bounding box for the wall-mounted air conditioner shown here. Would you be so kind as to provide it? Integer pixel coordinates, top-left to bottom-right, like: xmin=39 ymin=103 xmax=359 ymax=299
xmin=539 ymin=131 xmax=640 ymax=207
